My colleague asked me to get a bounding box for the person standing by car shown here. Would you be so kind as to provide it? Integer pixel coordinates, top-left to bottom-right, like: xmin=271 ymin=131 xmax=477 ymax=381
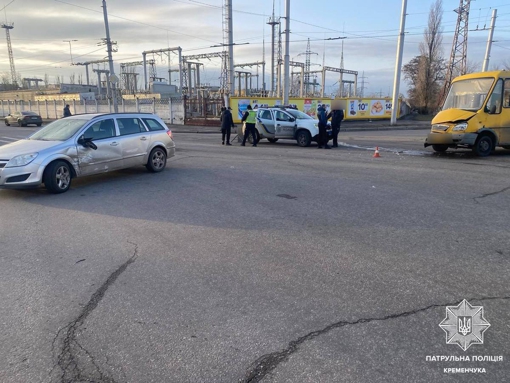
xmin=327 ymin=108 xmax=344 ymax=148
xmin=241 ymin=105 xmax=257 ymax=147
xmin=220 ymin=106 xmax=235 ymax=145
xmin=63 ymin=104 xmax=72 ymax=118
xmin=317 ymin=104 xmax=330 ymax=149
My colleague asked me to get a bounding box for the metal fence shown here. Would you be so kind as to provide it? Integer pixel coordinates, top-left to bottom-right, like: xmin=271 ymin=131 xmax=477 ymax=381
xmin=0 ymin=98 xmax=186 ymax=125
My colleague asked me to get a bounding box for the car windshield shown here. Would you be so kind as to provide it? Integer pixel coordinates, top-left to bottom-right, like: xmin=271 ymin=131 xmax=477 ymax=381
xmin=29 ymin=119 xmax=88 ymax=141
xmin=286 ymin=109 xmax=313 ymax=120
xmin=442 ymin=78 xmax=495 ymax=111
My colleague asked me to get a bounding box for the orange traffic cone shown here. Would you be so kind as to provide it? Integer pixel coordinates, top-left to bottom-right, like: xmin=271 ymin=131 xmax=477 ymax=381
xmin=373 ymin=146 xmax=381 ymax=158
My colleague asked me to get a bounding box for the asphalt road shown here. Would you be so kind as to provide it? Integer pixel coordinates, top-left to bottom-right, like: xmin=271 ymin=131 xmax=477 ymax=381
xmin=1 ymin=126 xmax=509 ymax=383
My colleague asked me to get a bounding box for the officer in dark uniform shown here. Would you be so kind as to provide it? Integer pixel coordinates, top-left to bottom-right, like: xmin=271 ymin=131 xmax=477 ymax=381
xmin=327 ymin=108 xmax=344 ymax=148
xmin=220 ymin=106 xmax=235 ymax=145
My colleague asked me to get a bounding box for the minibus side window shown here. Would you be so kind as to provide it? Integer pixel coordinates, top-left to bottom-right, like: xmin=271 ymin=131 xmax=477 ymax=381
xmin=487 ymin=79 xmax=503 ymax=114
xmin=504 ymin=80 xmax=510 ymax=108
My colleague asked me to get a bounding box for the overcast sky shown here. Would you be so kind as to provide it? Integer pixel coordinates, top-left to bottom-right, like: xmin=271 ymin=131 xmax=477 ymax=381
xmin=1 ymin=0 xmax=509 ymax=96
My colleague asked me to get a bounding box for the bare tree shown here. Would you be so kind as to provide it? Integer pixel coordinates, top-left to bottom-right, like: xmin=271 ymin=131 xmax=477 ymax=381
xmin=69 ymin=73 xmax=76 ymax=84
xmin=403 ymin=0 xmax=445 ymax=114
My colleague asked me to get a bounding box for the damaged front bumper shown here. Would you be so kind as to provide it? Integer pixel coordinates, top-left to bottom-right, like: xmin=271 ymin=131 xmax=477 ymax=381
xmin=424 ymin=132 xmax=477 ymax=148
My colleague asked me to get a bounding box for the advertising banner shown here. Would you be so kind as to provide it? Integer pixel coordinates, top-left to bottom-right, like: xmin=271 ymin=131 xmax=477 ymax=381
xmin=230 ymin=97 xmax=400 ymax=123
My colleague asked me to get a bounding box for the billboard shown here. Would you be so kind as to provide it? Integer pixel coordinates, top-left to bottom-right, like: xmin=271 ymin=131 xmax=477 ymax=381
xmin=230 ymin=97 xmax=400 ymax=123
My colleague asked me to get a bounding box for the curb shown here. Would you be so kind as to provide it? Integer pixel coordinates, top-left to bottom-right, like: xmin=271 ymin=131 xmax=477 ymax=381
xmin=170 ymin=126 xmax=431 ymax=134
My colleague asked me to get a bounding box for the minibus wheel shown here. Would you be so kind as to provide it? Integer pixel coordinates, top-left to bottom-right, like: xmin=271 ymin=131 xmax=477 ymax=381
xmin=473 ymin=135 xmax=493 ymax=157
xmin=432 ymin=145 xmax=448 ymax=153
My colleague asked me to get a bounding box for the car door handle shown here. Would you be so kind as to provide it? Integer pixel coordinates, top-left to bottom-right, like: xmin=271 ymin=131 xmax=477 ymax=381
xmin=110 ymin=142 xmax=118 ymax=146
xmin=140 ymin=137 xmax=147 ymax=141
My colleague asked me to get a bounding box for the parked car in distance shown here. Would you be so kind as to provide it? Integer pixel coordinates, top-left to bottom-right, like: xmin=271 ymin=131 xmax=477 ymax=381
xmin=0 ymin=113 xmax=175 ymax=193
xmin=4 ymin=111 xmax=43 ymax=127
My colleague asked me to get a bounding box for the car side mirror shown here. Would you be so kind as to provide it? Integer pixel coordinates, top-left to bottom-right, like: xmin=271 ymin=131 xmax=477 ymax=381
xmin=78 ymin=135 xmax=97 ymax=150
xmin=289 ymin=117 xmax=295 ymax=122
xmin=489 ymin=105 xmax=497 ymax=114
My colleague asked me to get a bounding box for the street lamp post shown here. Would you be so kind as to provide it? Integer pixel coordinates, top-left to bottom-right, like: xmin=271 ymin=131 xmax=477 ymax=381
xmin=63 ymin=39 xmax=78 ymax=64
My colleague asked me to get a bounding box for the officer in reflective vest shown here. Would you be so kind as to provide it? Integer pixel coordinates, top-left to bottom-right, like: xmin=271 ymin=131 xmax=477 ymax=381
xmin=241 ymin=105 xmax=258 ymax=147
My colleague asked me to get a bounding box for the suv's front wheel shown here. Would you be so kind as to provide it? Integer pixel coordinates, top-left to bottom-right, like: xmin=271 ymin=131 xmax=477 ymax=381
xmin=296 ymin=130 xmax=311 ymax=147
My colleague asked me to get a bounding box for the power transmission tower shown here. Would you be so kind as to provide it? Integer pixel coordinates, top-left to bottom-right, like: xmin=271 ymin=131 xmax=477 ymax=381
xmin=360 ymin=71 xmax=368 ymax=97
xmin=1 ymin=22 xmax=17 ymax=86
xmin=301 ymin=39 xmax=318 ymax=96
xmin=441 ymin=0 xmax=471 ymax=105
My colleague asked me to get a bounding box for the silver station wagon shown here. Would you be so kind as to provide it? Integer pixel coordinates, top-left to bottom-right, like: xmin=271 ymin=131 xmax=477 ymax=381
xmin=0 ymin=113 xmax=175 ymax=193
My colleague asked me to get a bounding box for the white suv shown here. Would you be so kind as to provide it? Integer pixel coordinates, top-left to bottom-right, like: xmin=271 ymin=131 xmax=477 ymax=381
xmin=244 ymin=107 xmax=331 ymax=147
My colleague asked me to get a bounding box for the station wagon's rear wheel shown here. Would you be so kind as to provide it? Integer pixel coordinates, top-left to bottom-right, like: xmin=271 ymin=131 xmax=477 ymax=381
xmin=44 ymin=161 xmax=72 ymax=194
xmin=267 ymin=138 xmax=279 ymax=143
xmin=146 ymin=147 xmax=167 ymax=172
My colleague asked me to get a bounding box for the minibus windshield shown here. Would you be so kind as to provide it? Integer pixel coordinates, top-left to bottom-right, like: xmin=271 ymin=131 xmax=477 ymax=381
xmin=442 ymin=78 xmax=495 ymax=111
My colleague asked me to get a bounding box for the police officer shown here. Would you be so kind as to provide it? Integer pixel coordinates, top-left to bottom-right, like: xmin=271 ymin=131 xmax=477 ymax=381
xmin=241 ymin=105 xmax=257 ymax=147
xmin=317 ymin=104 xmax=330 ymax=149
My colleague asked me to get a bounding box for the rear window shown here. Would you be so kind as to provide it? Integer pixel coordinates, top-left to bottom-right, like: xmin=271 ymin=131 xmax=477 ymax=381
xmin=22 ymin=111 xmax=38 ymax=116
xmin=142 ymin=118 xmax=166 ymax=131
xmin=117 ymin=118 xmax=146 ymax=136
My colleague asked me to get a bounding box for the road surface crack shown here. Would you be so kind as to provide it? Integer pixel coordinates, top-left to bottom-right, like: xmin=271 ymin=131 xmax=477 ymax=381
xmin=48 ymin=242 xmax=139 ymax=383
xmin=240 ymin=295 xmax=510 ymax=383
xmin=473 ymin=186 xmax=510 ymax=204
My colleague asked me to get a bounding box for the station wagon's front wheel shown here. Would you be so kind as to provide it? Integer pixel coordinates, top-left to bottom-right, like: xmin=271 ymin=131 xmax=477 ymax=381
xmin=146 ymin=147 xmax=167 ymax=172
xmin=44 ymin=161 xmax=72 ymax=194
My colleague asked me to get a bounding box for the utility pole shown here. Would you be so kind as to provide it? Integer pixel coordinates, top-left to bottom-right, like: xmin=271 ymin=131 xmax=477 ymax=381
xmin=391 ymin=0 xmax=407 ymax=125
xmin=63 ymin=39 xmax=78 ymax=64
xmin=102 ymin=0 xmax=118 ymax=112
xmin=267 ymin=0 xmax=279 ymax=97
xmin=482 ymin=9 xmax=497 ymax=72
xmin=283 ymin=0 xmax=290 ymax=105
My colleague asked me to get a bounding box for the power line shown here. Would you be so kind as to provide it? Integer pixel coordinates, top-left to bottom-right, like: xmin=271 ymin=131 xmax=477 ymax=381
xmin=53 ymin=0 xmax=220 ymax=44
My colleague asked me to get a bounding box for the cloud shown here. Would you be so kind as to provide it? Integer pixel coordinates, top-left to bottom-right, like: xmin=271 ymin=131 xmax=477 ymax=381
xmin=1 ymin=0 xmax=509 ymax=96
